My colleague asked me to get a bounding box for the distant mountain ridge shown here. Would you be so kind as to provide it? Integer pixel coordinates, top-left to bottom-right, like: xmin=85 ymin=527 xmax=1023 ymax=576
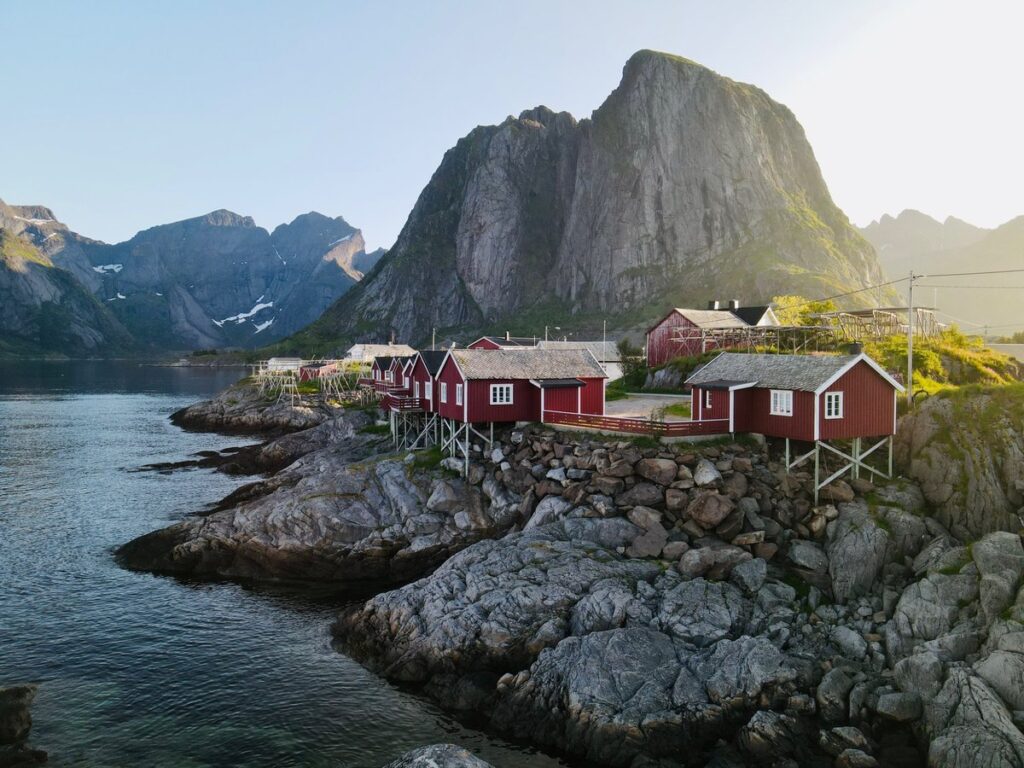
xmin=0 ymin=199 xmax=382 ymax=355
xmin=860 ymin=209 xmax=1023 ymax=332
xmin=291 ymin=49 xmax=888 ymax=350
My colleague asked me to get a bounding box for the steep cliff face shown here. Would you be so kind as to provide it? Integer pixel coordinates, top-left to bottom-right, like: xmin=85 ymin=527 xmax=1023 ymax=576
xmin=301 ymin=50 xmax=885 ymax=347
xmin=1 ymin=200 xmax=378 ymax=352
xmin=0 ymin=228 xmax=133 ymax=357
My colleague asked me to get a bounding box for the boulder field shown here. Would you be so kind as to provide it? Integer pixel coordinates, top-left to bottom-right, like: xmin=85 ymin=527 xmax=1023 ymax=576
xmin=0 ymin=684 xmax=46 ymax=767
xmin=122 ymin=383 xmax=1024 ymax=767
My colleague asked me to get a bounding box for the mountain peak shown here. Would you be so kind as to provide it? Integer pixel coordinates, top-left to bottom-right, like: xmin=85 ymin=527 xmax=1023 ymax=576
xmin=199 ymin=209 xmax=254 ymax=227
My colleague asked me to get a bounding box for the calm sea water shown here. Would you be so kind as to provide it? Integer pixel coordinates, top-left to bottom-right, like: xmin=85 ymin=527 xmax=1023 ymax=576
xmin=0 ymin=361 xmax=565 ymax=768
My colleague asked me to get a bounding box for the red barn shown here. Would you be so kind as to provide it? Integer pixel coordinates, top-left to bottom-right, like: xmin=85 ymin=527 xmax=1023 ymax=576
xmin=646 ymin=302 xmax=778 ymax=367
xmin=468 ymin=333 xmax=539 ymax=350
xmin=435 ymin=348 xmax=607 ymax=424
xmin=686 ymin=352 xmax=903 ymax=441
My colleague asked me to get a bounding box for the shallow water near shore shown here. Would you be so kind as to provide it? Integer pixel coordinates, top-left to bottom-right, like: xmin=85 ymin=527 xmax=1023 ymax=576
xmin=0 ymin=361 xmax=567 ymax=767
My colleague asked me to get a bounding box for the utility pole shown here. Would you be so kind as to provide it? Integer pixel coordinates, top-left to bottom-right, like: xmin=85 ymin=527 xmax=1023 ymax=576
xmin=544 ymin=325 xmax=549 ymax=341
xmin=603 ymin=319 xmax=607 ymax=350
xmin=432 ymin=327 xmax=436 ymax=351
xmin=907 ymin=271 xmax=915 ymax=409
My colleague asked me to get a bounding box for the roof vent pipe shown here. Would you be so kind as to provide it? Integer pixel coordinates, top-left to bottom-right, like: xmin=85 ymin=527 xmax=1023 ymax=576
xmin=505 ymin=330 xmax=511 ymax=341
xmin=708 ymin=300 xmax=720 ymax=310
xmin=728 ymin=299 xmax=740 ymax=310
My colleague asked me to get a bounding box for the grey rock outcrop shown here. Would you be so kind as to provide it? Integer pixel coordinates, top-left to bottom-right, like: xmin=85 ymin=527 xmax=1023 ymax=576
xmin=896 ymin=392 xmax=1024 ymax=537
xmin=382 ymin=744 xmax=494 ymax=768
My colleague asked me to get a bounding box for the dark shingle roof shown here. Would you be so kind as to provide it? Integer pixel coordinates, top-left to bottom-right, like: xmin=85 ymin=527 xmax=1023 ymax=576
xmin=686 ymin=352 xmax=861 ymax=392
xmin=449 ymin=349 xmax=606 ymax=380
xmin=373 ymin=356 xmax=395 ymax=369
xmin=731 ymin=306 xmax=775 ymax=326
xmin=417 ymin=350 xmax=448 ymax=375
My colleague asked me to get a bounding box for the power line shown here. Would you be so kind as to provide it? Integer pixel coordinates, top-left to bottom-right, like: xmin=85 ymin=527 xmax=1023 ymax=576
xmin=921 ymin=268 xmax=1024 ymax=278
xmin=917 ymin=284 xmax=1024 ymax=290
xmin=787 ymin=276 xmax=909 ymax=310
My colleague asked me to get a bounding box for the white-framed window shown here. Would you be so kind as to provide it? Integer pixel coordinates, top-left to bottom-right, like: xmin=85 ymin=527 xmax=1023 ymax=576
xmin=386 ymin=370 xmax=393 ymax=382
xmin=404 ymin=375 xmax=409 ymax=388
xmin=373 ymin=368 xmax=379 ymax=380
xmin=704 ymin=390 xmax=712 ymax=409
xmin=440 ymin=382 xmax=448 ymax=403
xmin=825 ymin=391 xmax=844 ymax=419
xmin=455 ymin=383 xmax=464 ymax=406
xmin=414 ymin=381 xmax=420 ymax=398
xmin=425 ymin=381 xmax=433 ymax=400
xmin=490 ymin=383 xmax=513 ymax=405
xmin=770 ymin=389 xmax=793 ymax=416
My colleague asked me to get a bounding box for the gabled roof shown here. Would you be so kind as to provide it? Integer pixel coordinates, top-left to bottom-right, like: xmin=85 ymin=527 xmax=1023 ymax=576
xmin=390 ymin=355 xmax=414 ymax=370
xmin=536 ymin=340 xmax=621 ymax=362
xmin=686 ymin=352 xmax=904 ymax=393
xmin=372 ymin=356 xmax=394 ymax=369
xmin=346 ymin=343 xmax=416 ymax=362
xmin=447 ymin=348 xmax=607 ymax=380
xmin=648 ymin=308 xmax=748 ymax=334
xmin=731 ymin=305 xmax=778 ymax=327
xmin=415 ymin=350 xmax=448 ymax=375
xmin=472 ymin=335 xmax=539 ymax=348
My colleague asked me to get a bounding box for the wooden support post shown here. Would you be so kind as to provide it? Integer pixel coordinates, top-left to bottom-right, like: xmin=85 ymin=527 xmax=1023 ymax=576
xmin=888 ymin=435 xmax=893 ymax=478
xmin=813 ymin=442 xmax=820 ymax=506
xmin=464 ymin=424 xmax=469 ymax=478
xmin=785 ymin=438 xmax=790 ymax=470
xmin=853 ymin=437 xmax=861 ymax=481
xmin=489 ymin=422 xmax=494 ymax=448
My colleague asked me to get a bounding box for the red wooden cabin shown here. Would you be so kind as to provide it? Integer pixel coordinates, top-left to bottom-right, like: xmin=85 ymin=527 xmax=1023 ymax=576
xmin=408 ymin=350 xmax=447 ymax=412
xmin=434 ymin=348 xmax=607 ymax=424
xmin=686 ymin=352 xmax=903 ymax=441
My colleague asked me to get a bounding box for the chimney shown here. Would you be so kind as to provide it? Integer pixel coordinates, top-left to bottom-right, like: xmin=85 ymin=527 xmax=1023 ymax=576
xmin=847 ymin=341 xmax=864 ymax=355
xmin=505 ymin=330 xmax=511 ymax=341
xmin=728 ymin=299 xmax=740 ymax=311
xmin=707 ymin=300 xmax=720 ymax=310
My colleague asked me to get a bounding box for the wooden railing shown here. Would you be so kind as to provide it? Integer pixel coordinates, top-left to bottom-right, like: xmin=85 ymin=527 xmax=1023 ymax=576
xmin=382 ymin=394 xmax=426 ymax=412
xmin=542 ymin=410 xmax=730 ymax=438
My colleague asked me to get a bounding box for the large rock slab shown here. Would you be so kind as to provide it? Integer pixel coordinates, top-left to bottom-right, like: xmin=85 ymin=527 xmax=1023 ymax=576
xmin=118 ymin=456 xmax=520 ymax=586
xmin=382 ymin=744 xmax=494 ymax=768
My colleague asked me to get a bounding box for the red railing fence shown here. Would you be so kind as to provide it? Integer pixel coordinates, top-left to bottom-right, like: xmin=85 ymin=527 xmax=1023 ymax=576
xmin=541 ymin=410 xmax=730 ymax=438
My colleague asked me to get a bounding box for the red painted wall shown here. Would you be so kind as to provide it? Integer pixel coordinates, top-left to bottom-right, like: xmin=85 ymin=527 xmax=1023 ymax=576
xmin=693 ymin=386 xmax=731 ymax=424
xmin=468 ymin=338 xmax=501 ymax=350
xmin=542 ymin=386 xmax=579 ymax=415
xmin=435 ymin=357 xmax=467 ymax=420
xmin=409 ymin=357 xmax=436 ymax=411
xmin=579 ymin=378 xmax=605 ymax=415
xmin=647 ymin=312 xmax=701 ymax=367
xmin=819 ymin=361 xmax=897 ymax=440
xmin=466 ymin=380 xmax=540 ymax=423
xmin=736 ymin=389 xmax=817 ymax=441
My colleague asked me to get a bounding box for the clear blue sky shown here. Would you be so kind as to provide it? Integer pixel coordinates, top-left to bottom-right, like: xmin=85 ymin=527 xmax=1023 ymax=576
xmin=2 ymin=0 xmax=1021 ymax=248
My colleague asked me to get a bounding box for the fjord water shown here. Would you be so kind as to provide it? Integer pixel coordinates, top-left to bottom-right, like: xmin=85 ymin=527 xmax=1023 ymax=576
xmin=0 ymin=362 xmax=564 ymax=768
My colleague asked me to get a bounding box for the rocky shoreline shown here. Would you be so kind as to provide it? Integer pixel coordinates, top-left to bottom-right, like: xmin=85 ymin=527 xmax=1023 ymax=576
xmin=119 ymin=385 xmax=1024 ymax=767
xmin=0 ymin=685 xmax=46 ymax=767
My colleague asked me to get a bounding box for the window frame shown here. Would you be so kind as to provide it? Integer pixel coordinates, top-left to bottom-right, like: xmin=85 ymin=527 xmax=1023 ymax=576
xmin=440 ymin=382 xmax=448 ymax=403
xmin=704 ymin=389 xmax=712 ymax=409
xmin=455 ymin=383 xmax=464 ymax=406
xmin=770 ymin=389 xmax=794 ymax=417
xmin=490 ymin=383 xmax=514 ymax=405
xmin=425 ymin=380 xmax=433 ymax=400
xmin=825 ymin=391 xmax=844 ymax=420
xmin=385 ymin=370 xmax=393 ymax=383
